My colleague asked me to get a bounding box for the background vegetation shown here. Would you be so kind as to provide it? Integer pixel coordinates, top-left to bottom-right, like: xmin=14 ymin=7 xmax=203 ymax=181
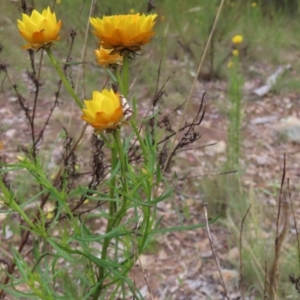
xmin=1 ymin=0 xmax=300 ymax=299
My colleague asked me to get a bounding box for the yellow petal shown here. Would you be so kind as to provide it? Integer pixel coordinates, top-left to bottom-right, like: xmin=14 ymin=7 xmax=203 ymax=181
xmin=90 ymin=13 xmax=157 ymax=52
xmin=17 ymin=6 xmax=62 ymax=50
xmin=81 ymin=89 xmax=125 ymax=131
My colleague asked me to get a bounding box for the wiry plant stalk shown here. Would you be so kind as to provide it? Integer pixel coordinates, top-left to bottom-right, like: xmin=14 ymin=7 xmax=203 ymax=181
xmin=239 ymin=205 xmax=251 ymax=300
xmin=268 ymin=155 xmax=289 ymax=299
xmin=203 ymin=203 xmax=231 ymax=300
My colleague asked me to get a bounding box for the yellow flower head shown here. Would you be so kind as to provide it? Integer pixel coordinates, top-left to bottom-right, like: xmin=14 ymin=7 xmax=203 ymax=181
xmin=251 ymin=2 xmax=257 ymax=7
xmin=46 ymin=212 xmax=54 ymax=219
xmin=81 ymin=89 xmax=124 ymax=131
xmin=232 ymin=35 xmax=243 ymax=45
xmin=232 ymin=49 xmax=239 ymax=56
xmin=90 ymin=14 xmax=157 ymax=52
xmin=95 ymin=47 xmax=123 ymax=67
xmin=227 ymin=60 xmax=233 ymax=68
xmin=17 ymin=7 xmax=62 ymax=50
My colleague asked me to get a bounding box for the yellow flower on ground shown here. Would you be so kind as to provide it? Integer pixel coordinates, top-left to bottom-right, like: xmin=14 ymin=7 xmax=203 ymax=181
xmin=251 ymin=2 xmax=257 ymax=7
xmin=232 ymin=49 xmax=239 ymax=56
xmin=95 ymin=47 xmax=123 ymax=67
xmin=232 ymin=35 xmax=243 ymax=45
xmin=81 ymin=89 xmax=124 ymax=131
xmin=90 ymin=14 xmax=157 ymax=52
xmin=17 ymin=7 xmax=62 ymax=50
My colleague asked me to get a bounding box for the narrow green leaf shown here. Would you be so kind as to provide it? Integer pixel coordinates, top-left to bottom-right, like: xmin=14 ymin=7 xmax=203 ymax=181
xmin=150 ymin=217 xmax=219 ymax=235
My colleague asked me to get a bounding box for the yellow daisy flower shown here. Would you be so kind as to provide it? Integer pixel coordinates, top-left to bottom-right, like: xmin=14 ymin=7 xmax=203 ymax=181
xmin=232 ymin=35 xmax=243 ymax=45
xmin=17 ymin=7 xmax=62 ymax=50
xmin=232 ymin=49 xmax=239 ymax=56
xmin=81 ymin=89 xmax=124 ymax=131
xmin=90 ymin=14 xmax=157 ymax=53
xmin=94 ymin=47 xmax=123 ymax=67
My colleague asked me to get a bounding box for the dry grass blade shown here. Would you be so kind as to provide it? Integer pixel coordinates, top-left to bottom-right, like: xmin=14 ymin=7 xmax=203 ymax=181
xmin=203 ymin=203 xmax=231 ymax=300
xmin=136 ymin=255 xmax=153 ymax=300
xmin=68 ymin=0 xmax=97 ymax=130
xmin=264 ymin=261 xmax=268 ymax=300
xmin=239 ymin=205 xmax=251 ymax=300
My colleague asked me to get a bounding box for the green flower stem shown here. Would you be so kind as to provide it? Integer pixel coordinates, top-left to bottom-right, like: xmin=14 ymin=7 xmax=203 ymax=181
xmin=120 ymin=54 xmax=129 ymax=97
xmin=93 ymin=130 xmax=128 ymax=299
xmin=115 ymin=68 xmax=124 ymax=95
xmin=111 ymin=129 xmax=129 ymax=227
xmin=130 ymin=119 xmax=148 ymax=164
xmin=110 ymin=144 xmax=117 ymax=213
xmin=93 ymin=144 xmax=117 ymax=299
xmin=106 ymin=68 xmax=118 ymax=83
xmin=45 ymin=48 xmax=83 ymax=109
xmin=140 ymin=206 xmax=151 ymax=251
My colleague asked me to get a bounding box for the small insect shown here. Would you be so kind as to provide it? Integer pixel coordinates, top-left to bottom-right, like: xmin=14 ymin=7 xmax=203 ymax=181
xmin=120 ymin=94 xmax=133 ymax=121
xmin=112 ymin=83 xmax=133 ymax=122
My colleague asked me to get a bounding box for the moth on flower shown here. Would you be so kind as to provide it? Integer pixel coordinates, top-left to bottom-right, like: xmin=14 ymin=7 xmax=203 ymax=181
xmin=120 ymin=94 xmax=133 ymax=122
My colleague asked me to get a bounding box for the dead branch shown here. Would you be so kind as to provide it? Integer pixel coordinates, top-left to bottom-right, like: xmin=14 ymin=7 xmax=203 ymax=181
xmin=203 ymin=203 xmax=231 ymax=300
xmin=268 ymin=155 xmax=289 ymax=299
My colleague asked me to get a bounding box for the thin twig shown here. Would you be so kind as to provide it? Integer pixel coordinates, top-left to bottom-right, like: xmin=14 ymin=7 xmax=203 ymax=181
xmin=203 ymin=203 xmax=231 ymax=300
xmin=157 ymin=93 xmax=206 ymax=146
xmin=264 ymin=261 xmax=268 ymax=300
xmin=129 ymin=37 xmax=163 ymax=92
xmin=276 ymin=154 xmax=286 ymax=238
xmin=35 ymin=29 xmax=77 ymax=146
xmin=239 ymin=205 xmax=251 ymax=300
xmin=68 ymin=0 xmax=96 ymax=130
xmin=288 ymin=178 xmax=300 ymax=271
xmin=162 ymin=0 xmax=226 ymax=175
xmin=269 ymin=154 xmax=289 ymax=299
xmin=179 ymin=169 xmax=238 ymax=180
